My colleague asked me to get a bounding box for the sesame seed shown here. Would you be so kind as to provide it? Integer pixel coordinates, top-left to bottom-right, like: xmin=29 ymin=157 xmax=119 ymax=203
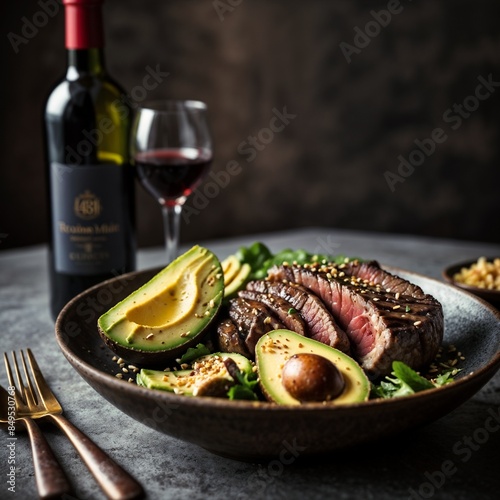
xmin=414 ymin=320 xmax=422 ymax=326
xmin=392 ymin=305 xmax=401 ymax=310
xmin=395 ymin=292 xmax=400 ymax=300
xmin=122 ymin=368 xmax=129 ymax=373
xmin=117 ymin=358 xmax=124 ymax=364
xmin=112 ymin=356 xmax=118 ymax=361
xmin=115 ymin=373 xmax=123 ymax=379
xmin=128 ymin=378 xmax=134 ymax=383
xmin=146 ymin=333 xmax=154 ymax=340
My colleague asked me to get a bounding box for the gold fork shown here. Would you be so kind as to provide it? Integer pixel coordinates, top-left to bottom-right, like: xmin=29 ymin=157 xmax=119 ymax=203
xmin=2 ymin=356 xmax=73 ymax=499
xmin=5 ymin=350 xmax=144 ymax=500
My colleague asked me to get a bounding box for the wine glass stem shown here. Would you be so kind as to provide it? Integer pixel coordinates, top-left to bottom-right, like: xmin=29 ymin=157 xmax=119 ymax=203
xmin=162 ymin=204 xmax=182 ymax=263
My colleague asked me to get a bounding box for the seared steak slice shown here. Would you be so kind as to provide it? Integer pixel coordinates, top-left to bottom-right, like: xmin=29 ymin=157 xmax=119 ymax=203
xmin=216 ymin=318 xmax=250 ymax=357
xmin=245 ymin=280 xmax=351 ymax=354
xmin=238 ymin=289 xmax=307 ymax=336
xmin=229 ymin=298 xmax=284 ymax=354
xmin=340 ymin=260 xmax=427 ymax=299
xmin=268 ymin=264 xmax=443 ymax=378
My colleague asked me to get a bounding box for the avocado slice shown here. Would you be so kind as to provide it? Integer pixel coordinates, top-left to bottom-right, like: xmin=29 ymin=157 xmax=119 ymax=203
xmin=98 ymin=246 xmax=224 ymax=365
xmin=136 ymin=352 xmax=254 ymax=397
xmin=224 ymin=263 xmax=251 ymax=297
xmin=221 ymin=255 xmax=241 ymax=284
xmin=221 ymin=254 xmax=251 ymax=297
xmin=256 ymin=330 xmax=369 ymax=405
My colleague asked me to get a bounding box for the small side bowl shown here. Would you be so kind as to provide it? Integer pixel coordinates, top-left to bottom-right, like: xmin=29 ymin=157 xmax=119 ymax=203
xmin=443 ymin=258 xmax=500 ymax=310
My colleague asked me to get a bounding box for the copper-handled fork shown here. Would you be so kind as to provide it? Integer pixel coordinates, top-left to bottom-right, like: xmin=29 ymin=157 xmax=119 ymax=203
xmin=0 ymin=384 xmax=73 ymax=499
xmin=4 ymin=350 xmax=144 ymax=500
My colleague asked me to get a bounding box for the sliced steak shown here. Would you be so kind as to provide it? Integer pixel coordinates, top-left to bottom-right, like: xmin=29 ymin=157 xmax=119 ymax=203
xmin=268 ymin=263 xmax=443 ymax=378
xmin=228 ymin=297 xmax=284 ymax=354
xmin=245 ymin=280 xmax=351 ymax=354
xmin=340 ymin=259 xmax=427 ymax=299
xmin=238 ymin=289 xmax=307 ymax=336
xmin=216 ymin=317 xmax=250 ymax=357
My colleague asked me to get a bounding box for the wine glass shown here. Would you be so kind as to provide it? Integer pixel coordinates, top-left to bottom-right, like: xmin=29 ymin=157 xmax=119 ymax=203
xmin=131 ymin=100 xmax=213 ymax=263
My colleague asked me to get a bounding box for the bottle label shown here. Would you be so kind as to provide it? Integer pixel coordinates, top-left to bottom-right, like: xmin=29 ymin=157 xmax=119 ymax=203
xmin=50 ymin=162 xmax=129 ymax=275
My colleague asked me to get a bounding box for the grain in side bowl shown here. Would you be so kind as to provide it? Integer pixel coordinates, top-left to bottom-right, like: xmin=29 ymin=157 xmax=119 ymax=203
xmin=453 ymin=257 xmax=500 ymax=291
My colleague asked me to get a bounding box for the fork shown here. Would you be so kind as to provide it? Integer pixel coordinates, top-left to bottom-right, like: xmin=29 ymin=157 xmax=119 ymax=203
xmin=5 ymin=350 xmax=144 ymax=500
xmin=0 ymin=383 xmax=73 ymax=499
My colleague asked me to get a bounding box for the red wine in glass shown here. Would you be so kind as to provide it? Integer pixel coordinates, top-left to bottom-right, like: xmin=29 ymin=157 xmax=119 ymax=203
xmin=135 ymin=147 xmax=212 ymax=206
xmin=131 ymin=100 xmax=213 ymax=263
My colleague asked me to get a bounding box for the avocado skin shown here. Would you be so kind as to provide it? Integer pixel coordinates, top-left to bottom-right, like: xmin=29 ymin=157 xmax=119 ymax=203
xmin=97 ymin=246 xmax=224 ymax=367
xmin=98 ymin=326 xmax=215 ymax=367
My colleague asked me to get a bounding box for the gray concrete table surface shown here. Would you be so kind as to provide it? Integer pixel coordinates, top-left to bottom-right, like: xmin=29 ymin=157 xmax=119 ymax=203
xmin=1 ymin=227 xmax=499 ymax=500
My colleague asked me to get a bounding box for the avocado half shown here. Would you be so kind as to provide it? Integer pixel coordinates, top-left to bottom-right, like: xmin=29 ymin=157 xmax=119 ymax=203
xmin=137 ymin=352 xmax=254 ymax=397
xmin=97 ymin=245 xmax=224 ymax=366
xmin=256 ymin=330 xmax=370 ymax=405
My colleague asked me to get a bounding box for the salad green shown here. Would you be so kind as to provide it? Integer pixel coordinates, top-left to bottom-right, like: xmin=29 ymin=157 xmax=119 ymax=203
xmin=235 ymin=241 xmax=362 ymax=280
xmin=372 ymin=361 xmax=460 ymax=399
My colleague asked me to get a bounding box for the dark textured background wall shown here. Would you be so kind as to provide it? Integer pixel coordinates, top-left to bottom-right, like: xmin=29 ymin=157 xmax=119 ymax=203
xmin=1 ymin=0 xmax=500 ymax=251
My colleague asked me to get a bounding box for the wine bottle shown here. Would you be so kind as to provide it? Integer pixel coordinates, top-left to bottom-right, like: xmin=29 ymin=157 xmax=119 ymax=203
xmin=44 ymin=0 xmax=136 ymax=321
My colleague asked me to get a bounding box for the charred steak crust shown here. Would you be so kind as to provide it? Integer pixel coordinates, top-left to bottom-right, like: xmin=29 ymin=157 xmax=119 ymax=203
xmin=228 ymin=297 xmax=284 ymax=355
xmin=216 ymin=317 xmax=250 ymax=357
xmin=245 ymin=280 xmax=351 ymax=354
xmin=341 ymin=260 xmax=427 ymax=299
xmin=238 ymin=289 xmax=307 ymax=337
xmin=268 ymin=262 xmax=443 ymax=378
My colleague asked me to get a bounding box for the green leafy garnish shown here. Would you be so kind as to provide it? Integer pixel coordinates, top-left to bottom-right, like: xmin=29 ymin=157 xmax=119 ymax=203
xmin=224 ymin=358 xmax=259 ymax=401
xmin=288 ymin=308 xmax=298 ymax=315
xmin=178 ymin=343 xmax=211 ymax=364
xmin=372 ymin=360 xmax=460 ymax=399
xmin=235 ymin=242 xmax=362 ymax=281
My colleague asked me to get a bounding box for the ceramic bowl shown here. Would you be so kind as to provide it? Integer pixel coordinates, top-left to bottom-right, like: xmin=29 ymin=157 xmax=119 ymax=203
xmin=442 ymin=258 xmax=500 ymax=310
xmin=55 ymin=267 xmax=500 ymax=461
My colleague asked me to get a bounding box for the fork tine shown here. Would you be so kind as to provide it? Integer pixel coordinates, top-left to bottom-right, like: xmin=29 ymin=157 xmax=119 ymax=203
xmin=3 ymin=352 xmax=24 ymax=403
xmin=12 ymin=351 xmax=33 ymax=407
xmin=3 ymin=353 xmax=15 ymax=387
xmin=26 ymin=349 xmax=54 ymax=407
xmin=20 ymin=350 xmax=38 ymax=407
xmin=12 ymin=352 xmax=27 ymax=402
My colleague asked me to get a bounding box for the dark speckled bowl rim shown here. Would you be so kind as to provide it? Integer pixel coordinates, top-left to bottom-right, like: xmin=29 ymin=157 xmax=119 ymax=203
xmin=442 ymin=257 xmax=500 ymax=307
xmin=55 ymin=265 xmax=500 ymax=415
